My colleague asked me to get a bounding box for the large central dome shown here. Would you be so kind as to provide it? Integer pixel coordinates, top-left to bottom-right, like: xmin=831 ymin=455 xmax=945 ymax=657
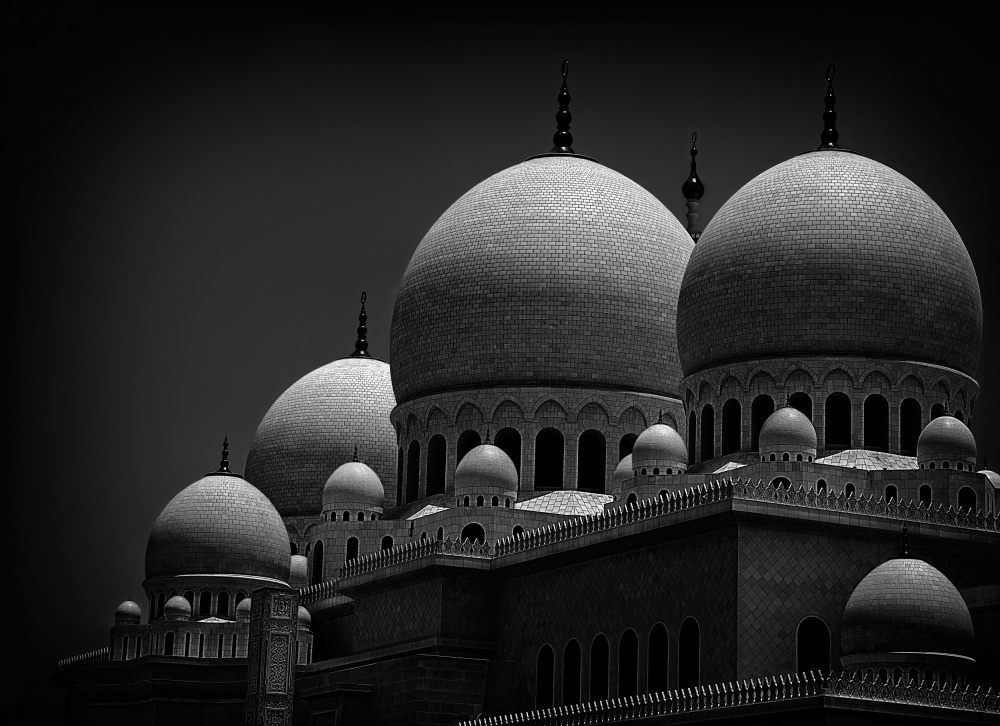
xmin=677 ymin=150 xmax=982 ymax=377
xmin=390 ymin=155 xmax=694 ymax=403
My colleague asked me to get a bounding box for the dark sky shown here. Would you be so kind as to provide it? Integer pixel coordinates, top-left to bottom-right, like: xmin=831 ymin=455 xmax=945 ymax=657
xmin=9 ymin=2 xmax=998 ymax=716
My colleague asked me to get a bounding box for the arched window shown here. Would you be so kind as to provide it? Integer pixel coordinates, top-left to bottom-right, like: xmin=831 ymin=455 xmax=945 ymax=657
xmin=618 ymin=629 xmax=638 ymax=697
xmin=492 ymin=496 xmax=499 ymax=506
xmin=464 ymin=496 xmax=470 ymax=507
xmin=700 ymin=405 xmax=714 ymax=461
xmin=884 ymin=485 xmax=897 ymax=503
xmin=381 ymin=536 xmax=393 ymax=551
xmin=931 ymin=403 xmax=945 ymax=420
xmin=474 ymin=495 xmax=482 ymax=506
xmin=789 ymin=392 xmax=813 ymax=420
xmin=512 ymin=525 xmax=524 ymax=538
xmin=136 ymin=636 xmax=142 ymax=659
xmin=619 ymin=433 xmax=637 ymax=461
xmin=864 ymin=395 xmax=889 ymax=452
xmin=346 ymin=537 xmax=358 ymax=563
xmin=164 ymin=632 xmax=174 ymax=656
xmin=396 ymin=446 xmax=405 ymax=507
xmin=457 ymin=430 xmax=481 ymax=466
xmin=687 ymin=411 xmax=697 ymax=465
xmin=535 ymin=428 xmax=564 ymax=490
xmin=357 ymin=512 xmax=365 ymax=521
xmin=900 ymin=398 xmax=921 ymax=455
xmin=183 ymin=590 xmax=194 ymax=610
xmin=342 ymin=511 xmax=349 ymax=521
xmin=121 ymin=635 xmax=129 ymax=661
xmin=234 ymin=592 xmax=245 ymax=610
xmin=157 ymin=593 xmax=165 ymax=619
xmin=919 ymin=485 xmax=932 ymax=508
xmin=909 ymin=668 xmax=919 ymax=685
xmin=679 ymin=618 xmax=699 ymax=689
xmin=825 ymin=393 xmax=851 ymax=449
xmin=437 ymin=527 xmax=444 ymax=540
xmin=536 ymin=645 xmax=554 ymax=708
xmin=406 ymin=441 xmax=420 ymax=503
xmin=563 ymin=640 xmax=581 ymax=706
xmin=845 ymin=483 xmax=855 ymax=498
xmin=311 ymin=541 xmax=324 ymax=585
xmin=751 ymin=395 xmax=774 ymax=452
xmin=461 ymin=522 xmax=485 ymax=544
xmin=217 ymin=591 xmax=229 ymax=617
xmin=893 ymin=667 xmax=903 ymax=684
xmin=590 ymin=634 xmax=609 ymax=701
xmin=421 ymin=532 xmax=427 ymax=540
xmin=648 ymin=624 xmax=668 ymax=693
xmin=958 ymin=487 xmax=977 ymax=512
xmin=426 ymin=434 xmax=446 ymax=496
xmin=578 ymin=429 xmax=607 ymax=493
xmin=816 ymin=479 xmax=827 ymax=493
xmin=722 ymin=399 xmax=741 ymax=455
xmin=494 ymin=427 xmax=522 ymax=479
xmin=796 ymin=617 xmax=830 ymax=675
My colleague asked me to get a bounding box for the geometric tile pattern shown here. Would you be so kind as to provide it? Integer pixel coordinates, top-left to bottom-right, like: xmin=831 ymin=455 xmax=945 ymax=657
xmin=817 ymin=450 xmax=917 ymax=471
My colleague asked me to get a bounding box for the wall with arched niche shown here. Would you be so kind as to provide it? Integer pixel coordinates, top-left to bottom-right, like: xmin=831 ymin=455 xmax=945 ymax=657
xmin=681 ymin=356 xmax=977 ymax=464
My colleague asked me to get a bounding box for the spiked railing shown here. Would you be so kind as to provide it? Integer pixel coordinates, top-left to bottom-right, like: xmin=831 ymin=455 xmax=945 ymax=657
xmin=457 ymin=672 xmax=999 ymax=725
xmin=57 ymin=647 xmax=109 ymax=669
xmin=299 ymin=478 xmax=997 ymax=601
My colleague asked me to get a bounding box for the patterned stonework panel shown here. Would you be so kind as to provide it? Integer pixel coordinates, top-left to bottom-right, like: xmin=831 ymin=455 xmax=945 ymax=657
xmin=497 ymin=527 xmax=739 ymax=712
xmin=246 ymin=357 xmax=398 ymax=517
xmin=678 ymin=150 xmax=982 ymax=378
xmin=390 ymin=155 xmax=695 ymax=403
xmin=351 ymin=578 xmax=443 ymax=652
xmin=245 ymin=588 xmax=298 ymax=726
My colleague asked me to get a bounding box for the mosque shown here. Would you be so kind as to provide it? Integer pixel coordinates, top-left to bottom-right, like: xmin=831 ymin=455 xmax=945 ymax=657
xmin=55 ymin=65 xmax=1000 ymax=724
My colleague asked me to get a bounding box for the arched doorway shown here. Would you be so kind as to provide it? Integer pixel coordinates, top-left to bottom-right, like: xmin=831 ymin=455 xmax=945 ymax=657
xmin=700 ymin=405 xmax=714 ymax=461
xmin=461 ymin=522 xmax=486 ymax=544
xmin=647 ymin=624 xmax=668 ymax=693
xmin=618 ymin=629 xmax=638 ymax=697
xmin=563 ymin=640 xmax=581 ymax=706
xmin=536 ymin=645 xmax=554 ymax=709
xmin=590 ymin=634 xmax=609 ymax=701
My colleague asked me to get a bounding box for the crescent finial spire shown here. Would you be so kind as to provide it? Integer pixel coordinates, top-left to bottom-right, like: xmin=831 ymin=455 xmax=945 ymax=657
xmin=819 ymin=64 xmax=840 ymax=149
xmin=550 ymin=60 xmax=574 ymax=154
xmin=351 ymin=291 xmax=371 ymax=357
xmin=682 ymin=132 xmax=705 ymax=242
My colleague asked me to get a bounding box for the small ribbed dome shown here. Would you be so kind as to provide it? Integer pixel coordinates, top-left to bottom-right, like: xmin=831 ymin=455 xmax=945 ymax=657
xmin=455 ymin=443 xmax=519 ymax=497
xmin=297 ymin=605 xmax=312 ymax=630
xmin=246 ymin=357 xmax=396 ymax=518
xmin=841 ymin=557 xmax=974 ymax=665
xmin=980 ymin=470 xmax=1000 ymax=489
xmin=759 ymin=406 xmax=817 ymax=459
xmin=145 ymin=474 xmax=290 ymax=584
xmin=390 ymin=155 xmax=694 ymax=403
xmin=322 ymin=460 xmax=385 ymax=512
xmin=632 ymin=423 xmax=687 ymax=473
xmin=115 ymin=600 xmax=141 ymax=625
xmin=612 ymin=455 xmax=634 ymax=488
xmin=289 ymin=554 xmax=309 ymax=590
xmin=236 ymin=597 xmax=251 ymax=621
xmin=164 ymin=595 xmax=191 ymax=621
xmin=678 ymin=150 xmax=982 ymax=378
xmin=917 ymin=415 xmax=976 ymax=467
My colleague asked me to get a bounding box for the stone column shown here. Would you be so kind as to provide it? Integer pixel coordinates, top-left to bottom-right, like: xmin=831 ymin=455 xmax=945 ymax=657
xmin=244 ymin=587 xmax=298 ymax=726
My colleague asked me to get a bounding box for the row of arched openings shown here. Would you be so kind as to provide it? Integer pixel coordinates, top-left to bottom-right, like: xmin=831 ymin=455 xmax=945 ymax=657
xmin=689 ymin=394 xmax=944 ymax=462
xmin=153 ymin=590 xmax=246 ymax=620
xmin=535 ymin=619 xmax=699 ymax=708
xmin=400 ymin=428 xmax=643 ymax=504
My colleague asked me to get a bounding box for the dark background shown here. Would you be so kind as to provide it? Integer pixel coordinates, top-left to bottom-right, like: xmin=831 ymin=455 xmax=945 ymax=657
xmin=8 ymin=3 xmax=998 ymax=720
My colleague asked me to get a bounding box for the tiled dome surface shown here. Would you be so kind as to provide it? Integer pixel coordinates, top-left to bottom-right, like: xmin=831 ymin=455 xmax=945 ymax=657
xmin=455 ymin=443 xmax=519 ymax=495
xmin=245 ymin=357 xmax=396 ymax=517
xmin=760 ymin=406 xmax=817 ymax=452
xmin=115 ymin=600 xmax=141 ymax=623
xmin=841 ymin=558 xmax=974 ymax=658
xmin=678 ymin=150 xmax=982 ymax=377
xmin=145 ymin=474 xmax=290 ymax=582
xmin=632 ymin=423 xmax=687 ymax=468
xmin=612 ymin=454 xmax=633 ymax=487
xmin=390 ymin=155 xmax=694 ymax=403
xmin=916 ymin=415 xmax=977 ymax=461
xmin=323 ymin=461 xmax=385 ymax=508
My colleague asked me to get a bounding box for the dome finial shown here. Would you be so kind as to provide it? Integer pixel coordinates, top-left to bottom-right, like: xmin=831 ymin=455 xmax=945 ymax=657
xmin=943 ymin=401 xmax=950 ymax=416
xmin=900 ymin=522 xmax=911 ymax=558
xmin=550 ymin=60 xmax=574 ymax=154
xmin=208 ymin=433 xmax=243 ymax=478
xmin=353 ymin=444 xmax=358 ymax=462
xmin=351 ymin=291 xmax=371 ymax=357
xmin=819 ymin=64 xmax=840 ymax=149
xmin=682 ymin=132 xmax=705 ymax=242
xmin=485 ymin=426 xmax=491 ymax=444
xmin=657 ymin=409 xmax=663 ymax=424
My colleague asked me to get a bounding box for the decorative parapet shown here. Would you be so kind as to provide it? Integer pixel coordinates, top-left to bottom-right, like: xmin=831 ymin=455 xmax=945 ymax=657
xmin=57 ymin=647 xmax=109 ymax=670
xmin=458 ymin=672 xmax=999 ymax=725
xmin=299 ymin=478 xmax=997 ymax=599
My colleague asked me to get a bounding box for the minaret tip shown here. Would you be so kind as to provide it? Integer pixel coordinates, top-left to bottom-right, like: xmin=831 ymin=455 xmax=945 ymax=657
xmin=550 ymin=60 xmax=574 ymax=154
xmin=682 ymin=132 xmax=704 ymax=242
xmin=819 ymin=64 xmax=840 ymax=149
xmin=351 ymin=291 xmax=371 ymax=357
xmin=900 ymin=522 xmax=911 ymax=558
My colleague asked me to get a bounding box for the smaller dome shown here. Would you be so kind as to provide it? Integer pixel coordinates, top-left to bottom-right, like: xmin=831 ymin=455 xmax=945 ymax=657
xmin=236 ymin=597 xmax=251 ymax=621
xmin=164 ymin=595 xmax=191 ymax=621
xmin=115 ymin=600 xmax=141 ymax=625
xmin=322 ymin=459 xmax=385 ymax=513
xmin=612 ymin=455 xmax=634 ymax=490
xmin=632 ymin=423 xmax=687 ymax=474
xmin=841 ymin=556 xmax=975 ymax=672
xmin=979 ymin=469 xmax=1000 ymax=490
xmin=759 ymin=406 xmax=817 ymax=459
xmin=455 ymin=444 xmax=519 ymax=499
xmin=289 ymin=554 xmax=309 ymax=590
xmin=918 ymin=415 xmax=976 ymax=468
xmin=297 ymin=605 xmax=312 ymax=630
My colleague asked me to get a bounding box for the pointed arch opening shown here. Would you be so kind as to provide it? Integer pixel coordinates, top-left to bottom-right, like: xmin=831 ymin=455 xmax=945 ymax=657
xmin=864 ymin=395 xmax=889 ymax=452
xmin=535 ymin=428 xmax=564 ymax=490
xmin=590 ymin=634 xmax=609 ymax=701
xmin=679 ymin=618 xmax=700 ymax=689
xmin=536 ymin=645 xmax=554 ymax=709
xmin=406 ymin=440 xmax=420 ymax=503
xmin=721 ymin=399 xmax=741 ymax=455
xmin=700 ymin=405 xmax=714 ymax=461
xmin=687 ymin=411 xmax=697 ymax=465
xmin=900 ymin=398 xmax=921 ymax=455
xmin=345 ymin=537 xmax=358 ymax=563
xmin=751 ymin=395 xmax=774 ymax=452
xmin=311 ymin=541 xmax=324 ymax=585
xmin=426 ymin=435 xmax=446 ymax=496
xmin=396 ymin=446 xmax=404 ymax=506
xmin=578 ymin=429 xmax=606 ymax=493
xmin=825 ymin=393 xmax=851 ymax=450
xmin=647 ymin=623 xmax=669 ymax=693
xmin=563 ymin=639 xmax=581 ymax=706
